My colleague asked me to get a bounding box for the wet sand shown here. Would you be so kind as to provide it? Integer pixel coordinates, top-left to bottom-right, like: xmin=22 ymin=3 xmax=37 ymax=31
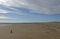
xmin=0 ymin=23 xmax=60 ymax=39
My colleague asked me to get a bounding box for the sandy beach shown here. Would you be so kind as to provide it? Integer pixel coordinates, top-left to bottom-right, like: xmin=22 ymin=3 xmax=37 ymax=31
xmin=0 ymin=23 xmax=60 ymax=39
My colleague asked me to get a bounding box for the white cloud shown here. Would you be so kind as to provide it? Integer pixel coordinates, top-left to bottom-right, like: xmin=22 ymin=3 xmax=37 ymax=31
xmin=0 ymin=0 xmax=20 ymax=6
xmin=0 ymin=0 xmax=28 ymax=15
xmin=8 ymin=7 xmax=28 ymax=15
xmin=0 ymin=9 xmax=8 ymax=13
xmin=0 ymin=15 xmax=17 ymax=19
xmin=0 ymin=0 xmax=60 ymax=14
xmin=0 ymin=16 xmax=8 ymax=19
xmin=12 ymin=0 xmax=60 ymax=14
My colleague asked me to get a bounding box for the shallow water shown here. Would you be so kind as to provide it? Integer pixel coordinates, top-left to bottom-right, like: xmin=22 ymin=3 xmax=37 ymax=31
xmin=0 ymin=24 xmax=12 ymax=27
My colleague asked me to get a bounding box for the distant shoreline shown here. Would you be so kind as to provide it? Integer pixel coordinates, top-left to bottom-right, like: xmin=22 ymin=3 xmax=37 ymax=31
xmin=0 ymin=22 xmax=59 ymax=24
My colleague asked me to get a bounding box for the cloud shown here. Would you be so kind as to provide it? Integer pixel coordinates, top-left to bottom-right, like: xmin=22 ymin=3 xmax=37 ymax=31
xmin=12 ymin=0 xmax=60 ymax=14
xmin=0 ymin=16 xmax=9 ymax=19
xmin=0 ymin=15 xmax=18 ymax=19
xmin=1 ymin=0 xmax=60 ymax=14
xmin=0 ymin=9 xmax=8 ymax=14
xmin=8 ymin=7 xmax=28 ymax=15
xmin=0 ymin=4 xmax=28 ymax=15
xmin=0 ymin=0 xmax=18 ymax=6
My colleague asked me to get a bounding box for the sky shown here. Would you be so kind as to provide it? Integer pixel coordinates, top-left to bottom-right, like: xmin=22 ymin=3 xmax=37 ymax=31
xmin=0 ymin=0 xmax=60 ymax=23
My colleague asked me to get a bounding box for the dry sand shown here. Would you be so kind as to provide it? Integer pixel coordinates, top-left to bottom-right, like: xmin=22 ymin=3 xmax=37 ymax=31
xmin=0 ymin=23 xmax=60 ymax=39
